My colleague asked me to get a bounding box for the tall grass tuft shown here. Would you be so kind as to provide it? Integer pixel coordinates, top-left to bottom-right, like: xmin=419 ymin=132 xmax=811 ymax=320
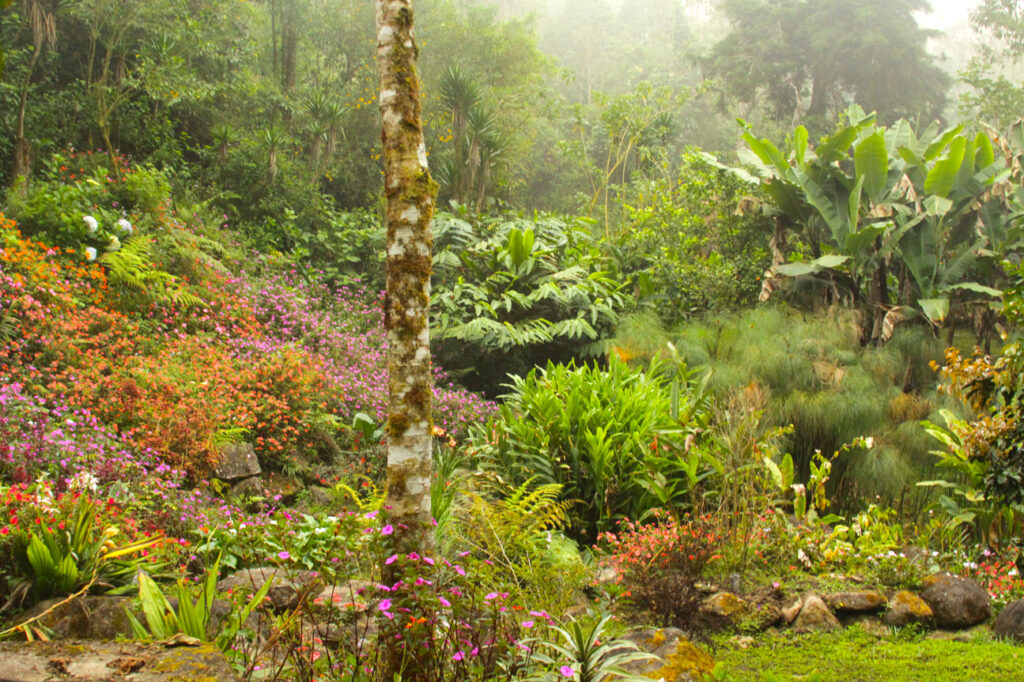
xmin=615 ymin=306 xmax=967 ymax=514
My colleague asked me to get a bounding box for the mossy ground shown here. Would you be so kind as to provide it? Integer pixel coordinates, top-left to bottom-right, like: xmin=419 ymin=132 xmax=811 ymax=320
xmin=710 ymin=625 xmax=1023 ymax=681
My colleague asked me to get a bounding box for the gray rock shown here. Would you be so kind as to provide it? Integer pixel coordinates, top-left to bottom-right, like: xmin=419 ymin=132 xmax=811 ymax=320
xmin=883 ymin=590 xmax=934 ymax=627
xmin=824 ymin=590 xmax=887 ymax=613
xmin=620 ymin=628 xmax=714 ymax=681
xmin=214 ymin=442 xmax=261 ymax=481
xmin=19 ymin=596 xmax=134 ymax=640
xmin=227 ymin=476 xmax=263 ymax=499
xmin=0 ymin=640 xmax=238 ymax=681
xmin=920 ymin=572 xmax=991 ymax=628
xmin=217 ymin=567 xmax=317 ymax=613
xmin=994 ymin=599 xmax=1024 ymax=641
xmin=793 ymin=595 xmax=840 ymax=633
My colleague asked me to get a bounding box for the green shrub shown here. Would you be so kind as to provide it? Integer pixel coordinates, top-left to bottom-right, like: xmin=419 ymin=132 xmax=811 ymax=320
xmin=432 ymin=211 xmax=631 ymax=396
xmin=615 ymin=150 xmax=770 ymax=322
xmin=468 ymin=356 xmax=713 ymax=541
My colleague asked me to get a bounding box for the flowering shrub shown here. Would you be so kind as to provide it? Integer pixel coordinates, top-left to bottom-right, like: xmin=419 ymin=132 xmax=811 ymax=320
xmin=598 ymin=511 xmax=722 ymax=628
xmin=1 ymin=209 xmax=494 ymax=480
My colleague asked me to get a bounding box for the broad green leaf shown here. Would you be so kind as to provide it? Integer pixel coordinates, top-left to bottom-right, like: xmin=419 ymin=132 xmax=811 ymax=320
xmin=923 ymin=125 xmax=964 ymax=161
xmin=923 ymin=195 xmax=953 ymax=216
xmin=26 ymin=535 xmax=55 ymax=579
xmin=924 ymin=137 xmax=966 ymax=197
xmin=845 ymin=221 xmax=890 ymax=252
xmin=794 ymin=126 xmax=809 ymax=167
xmin=885 ymin=119 xmax=914 ymax=156
xmin=975 ymin=132 xmax=996 ymax=169
xmin=817 ymin=125 xmax=860 ymax=164
xmin=775 ymin=254 xmax=850 ymax=276
xmin=918 ymin=297 xmax=949 ymax=324
xmin=790 ymin=168 xmax=845 ymax=241
xmin=944 ymin=282 xmax=1003 ymax=298
xmin=742 ymin=133 xmax=789 ymax=174
xmin=848 ymin=175 xmax=864 ymax=231
xmin=855 ymin=130 xmax=888 ymax=202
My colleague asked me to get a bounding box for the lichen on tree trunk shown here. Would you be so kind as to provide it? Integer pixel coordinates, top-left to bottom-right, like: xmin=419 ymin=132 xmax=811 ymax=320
xmin=376 ymin=0 xmax=437 ymax=556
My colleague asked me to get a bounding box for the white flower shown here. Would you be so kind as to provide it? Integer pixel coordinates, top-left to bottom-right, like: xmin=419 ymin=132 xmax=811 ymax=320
xmin=84 ymin=246 xmax=97 ymax=261
xmin=117 ymin=218 xmax=133 ymax=236
xmin=83 ymin=215 xmax=99 ymax=235
xmin=864 ymin=436 xmax=874 ymax=449
xmin=106 ymin=235 xmax=121 ymax=252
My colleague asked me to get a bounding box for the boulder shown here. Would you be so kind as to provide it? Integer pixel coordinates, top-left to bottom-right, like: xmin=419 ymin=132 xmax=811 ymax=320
xmin=620 ymin=628 xmax=715 ymax=682
xmin=218 ymin=567 xmax=317 ymax=613
xmin=227 ymin=476 xmax=263 ymax=499
xmin=824 ymin=591 xmax=887 ymax=613
xmin=883 ymin=590 xmax=933 ymax=627
xmin=701 ymin=592 xmax=749 ymax=619
xmin=19 ymin=596 xmax=134 ymax=640
xmin=780 ymin=598 xmax=802 ymax=625
xmin=793 ymin=595 xmax=840 ymax=633
xmin=214 ymin=443 xmax=261 ymax=481
xmin=920 ymin=572 xmax=991 ymax=628
xmin=994 ymin=599 xmax=1024 ymax=642
xmin=0 ymin=640 xmax=238 ymax=681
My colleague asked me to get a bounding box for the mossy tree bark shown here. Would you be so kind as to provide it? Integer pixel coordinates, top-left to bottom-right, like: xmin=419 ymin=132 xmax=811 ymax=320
xmin=376 ymin=0 xmax=436 ymax=559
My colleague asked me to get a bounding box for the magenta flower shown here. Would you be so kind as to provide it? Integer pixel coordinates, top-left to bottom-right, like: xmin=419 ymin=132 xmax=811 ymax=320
xmin=560 ymin=665 xmax=575 ymax=678
xmin=277 ymin=551 xmax=290 ymax=560
xmin=438 ymin=596 xmax=451 ymax=607
xmin=521 ymin=620 xmax=534 ymax=628
xmin=385 ymin=554 xmax=398 ymax=565
xmin=378 ymin=598 xmax=392 ymax=612
xmin=381 ymin=524 xmax=394 ymax=535
xmin=452 ymin=651 xmax=465 ymax=662
xmin=484 ymin=592 xmax=499 ymax=600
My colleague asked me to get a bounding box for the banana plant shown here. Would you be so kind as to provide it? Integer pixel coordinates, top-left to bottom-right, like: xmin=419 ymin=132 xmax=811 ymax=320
xmin=740 ymin=106 xmax=1014 ymax=341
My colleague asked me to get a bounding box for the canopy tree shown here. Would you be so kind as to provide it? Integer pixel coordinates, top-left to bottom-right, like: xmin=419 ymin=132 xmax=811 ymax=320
xmin=704 ymin=0 xmax=950 ymax=130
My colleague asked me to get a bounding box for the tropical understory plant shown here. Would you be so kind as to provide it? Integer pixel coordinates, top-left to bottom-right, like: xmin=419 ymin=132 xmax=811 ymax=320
xmin=432 ymin=211 xmax=630 ymax=395
xmin=468 ymin=355 xmax=715 ymax=541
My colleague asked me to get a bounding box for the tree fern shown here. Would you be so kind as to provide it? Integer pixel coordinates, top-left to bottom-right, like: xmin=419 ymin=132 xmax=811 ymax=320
xmin=100 ymin=237 xmax=205 ymax=308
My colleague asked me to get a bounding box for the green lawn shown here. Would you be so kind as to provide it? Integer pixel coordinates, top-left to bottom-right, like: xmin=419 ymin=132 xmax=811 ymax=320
xmin=711 ymin=626 xmax=1023 ymax=681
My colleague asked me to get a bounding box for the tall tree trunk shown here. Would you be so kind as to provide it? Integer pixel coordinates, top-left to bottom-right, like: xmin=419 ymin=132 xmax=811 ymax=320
xmin=281 ymin=1 xmax=298 ymax=93
xmin=376 ymin=0 xmax=437 ymax=635
xmin=12 ymin=46 xmax=41 ymax=184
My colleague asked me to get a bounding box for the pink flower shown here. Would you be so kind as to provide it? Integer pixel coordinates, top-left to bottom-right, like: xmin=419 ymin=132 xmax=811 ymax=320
xmin=378 ymin=598 xmax=392 ymax=612
xmin=438 ymin=596 xmax=451 ymax=607
xmin=521 ymin=620 xmax=534 ymax=628
xmin=277 ymin=551 xmax=290 ymax=560
xmin=385 ymin=554 xmax=398 ymax=565
xmin=452 ymin=651 xmax=464 ymax=661
xmin=485 ymin=592 xmax=499 ymax=600
xmin=381 ymin=524 xmax=394 ymax=535
xmin=560 ymin=665 xmax=575 ymax=677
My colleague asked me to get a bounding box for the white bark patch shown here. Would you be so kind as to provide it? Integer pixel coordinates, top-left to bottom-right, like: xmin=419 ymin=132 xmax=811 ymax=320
xmin=417 ymin=142 xmax=429 ymax=170
xmin=387 ymin=226 xmax=415 ymax=256
xmin=383 ymin=109 xmax=403 ymax=129
xmin=401 ymin=206 xmax=420 ymax=224
xmin=377 ymin=25 xmax=394 ymax=45
xmin=380 ymin=88 xmax=397 ymax=105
